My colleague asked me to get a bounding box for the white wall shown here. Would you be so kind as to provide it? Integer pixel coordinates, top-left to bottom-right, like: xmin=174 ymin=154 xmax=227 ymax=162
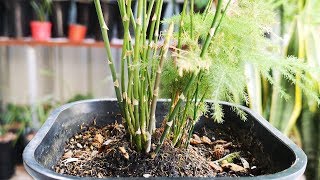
xmin=0 ymin=45 xmax=121 ymax=106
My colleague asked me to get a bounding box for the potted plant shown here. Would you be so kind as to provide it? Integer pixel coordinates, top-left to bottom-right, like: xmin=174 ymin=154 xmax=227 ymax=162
xmin=0 ymin=127 xmax=16 ymax=179
xmin=30 ymin=0 xmax=53 ymax=41
xmin=24 ymin=98 xmax=59 ymax=145
xmin=68 ymin=0 xmax=88 ymax=42
xmin=0 ymin=106 xmax=20 ymax=179
xmin=24 ymin=0 xmax=318 ymax=179
xmin=1 ymin=104 xmax=32 ymax=164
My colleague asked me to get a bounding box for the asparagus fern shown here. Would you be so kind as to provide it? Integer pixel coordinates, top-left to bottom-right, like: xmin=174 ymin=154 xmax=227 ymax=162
xmin=94 ymin=0 xmax=320 ymax=155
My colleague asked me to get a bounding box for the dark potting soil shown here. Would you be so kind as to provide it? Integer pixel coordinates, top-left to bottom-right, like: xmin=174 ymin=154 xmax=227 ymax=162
xmin=54 ymin=121 xmax=275 ymax=178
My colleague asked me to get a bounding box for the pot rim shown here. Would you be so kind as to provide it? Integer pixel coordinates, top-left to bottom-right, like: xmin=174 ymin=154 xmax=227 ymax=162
xmin=30 ymin=21 xmax=52 ymax=26
xmin=23 ymin=98 xmax=307 ymax=179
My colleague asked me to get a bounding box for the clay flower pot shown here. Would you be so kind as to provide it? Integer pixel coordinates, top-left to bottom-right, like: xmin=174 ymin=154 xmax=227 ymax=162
xmin=30 ymin=21 xmax=52 ymax=41
xmin=68 ymin=24 xmax=87 ymax=42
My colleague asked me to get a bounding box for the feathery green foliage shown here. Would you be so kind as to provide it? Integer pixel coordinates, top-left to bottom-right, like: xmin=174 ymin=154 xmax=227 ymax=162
xmin=162 ymin=0 xmax=319 ymax=126
xmin=264 ymin=0 xmax=320 ymax=179
xmin=95 ymin=0 xmax=320 ymax=154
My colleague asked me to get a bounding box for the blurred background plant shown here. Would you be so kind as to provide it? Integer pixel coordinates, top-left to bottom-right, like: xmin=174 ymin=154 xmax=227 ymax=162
xmin=246 ymin=0 xmax=320 ymax=179
xmin=31 ymin=0 xmax=52 ymax=22
xmin=0 ymin=104 xmax=31 ymax=137
xmin=0 ymin=93 xmax=93 ymax=165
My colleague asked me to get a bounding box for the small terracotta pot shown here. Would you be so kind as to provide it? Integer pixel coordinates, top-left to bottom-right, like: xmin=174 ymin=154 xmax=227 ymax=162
xmin=30 ymin=21 xmax=52 ymax=41
xmin=68 ymin=24 xmax=87 ymax=42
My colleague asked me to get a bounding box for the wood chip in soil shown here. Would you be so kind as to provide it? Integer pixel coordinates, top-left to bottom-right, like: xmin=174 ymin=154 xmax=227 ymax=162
xmin=54 ymin=122 xmax=275 ymax=178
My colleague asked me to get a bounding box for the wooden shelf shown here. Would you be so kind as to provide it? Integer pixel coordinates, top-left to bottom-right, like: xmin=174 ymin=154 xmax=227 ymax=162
xmin=0 ymin=38 xmax=123 ymax=48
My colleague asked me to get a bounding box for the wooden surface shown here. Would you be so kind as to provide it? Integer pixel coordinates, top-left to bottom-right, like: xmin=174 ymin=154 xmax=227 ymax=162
xmin=0 ymin=38 xmax=123 ymax=48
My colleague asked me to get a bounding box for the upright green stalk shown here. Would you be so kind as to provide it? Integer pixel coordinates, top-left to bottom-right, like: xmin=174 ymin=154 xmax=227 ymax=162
xmin=177 ymin=0 xmax=188 ymax=49
xmin=132 ymin=0 xmax=144 ymax=151
xmin=203 ymin=0 xmax=214 ymax=19
xmin=138 ymin=0 xmax=148 ymax=145
xmin=121 ymin=0 xmax=136 ymax=136
xmin=190 ymin=0 xmax=194 ymax=39
xmin=155 ymin=0 xmax=224 ymax=154
xmin=150 ymin=0 xmax=164 ymax=81
xmin=147 ymin=0 xmax=155 ymax=23
xmin=144 ymin=0 xmax=162 ymax=61
xmin=94 ymin=0 xmax=122 ymax=110
xmin=186 ymin=86 xmax=208 ymax=147
xmin=200 ymin=0 xmax=223 ymax=57
xmin=172 ymin=92 xmax=192 ymax=146
xmin=155 ymin=73 xmax=197 ymax=154
xmin=146 ymin=23 xmax=174 ymax=153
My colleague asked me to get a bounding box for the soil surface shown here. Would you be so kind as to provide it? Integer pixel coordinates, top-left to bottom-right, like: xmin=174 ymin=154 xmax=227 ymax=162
xmin=54 ymin=121 xmax=274 ymax=178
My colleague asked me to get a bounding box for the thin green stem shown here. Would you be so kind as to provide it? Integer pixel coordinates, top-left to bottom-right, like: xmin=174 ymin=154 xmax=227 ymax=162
xmin=190 ymin=0 xmax=194 ymax=39
xmin=139 ymin=0 xmax=148 ymax=144
xmin=186 ymin=85 xmax=208 ymax=148
xmin=150 ymin=0 xmax=164 ymax=81
xmin=177 ymin=0 xmax=188 ymax=49
xmin=215 ymin=0 xmax=232 ymax=35
xmin=146 ymin=23 xmax=174 ymax=153
xmin=172 ymin=91 xmax=192 ymax=146
xmin=116 ymin=0 xmax=136 ymax=137
xmin=146 ymin=0 xmax=155 ymax=28
xmin=131 ymin=0 xmax=144 ymax=151
xmin=200 ymin=0 xmax=223 ymax=57
xmin=142 ymin=0 xmax=148 ymax=59
xmin=144 ymin=0 xmax=162 ymax=60
xmin=155 ymin=73 xmax=196 ymax=154
xmin=130 ymin=8 xmax=137 ymax=30
xmin=94 ymin=0 xmax=122 ymax=110
xmin=155 ymin=0 xmax=227 ymax=154
xmin=203 ymin=0 xmax=214 ymax=20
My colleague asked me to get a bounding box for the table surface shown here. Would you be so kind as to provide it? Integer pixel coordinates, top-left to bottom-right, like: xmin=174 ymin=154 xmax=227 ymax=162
xmin=0 ymin=38 xmax=123 ymax=48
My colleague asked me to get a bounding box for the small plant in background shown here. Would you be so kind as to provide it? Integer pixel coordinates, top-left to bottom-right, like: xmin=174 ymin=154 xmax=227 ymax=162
xmin=35 ymin=94 xmax=93 ymax=125
xmin=34 ymin=97 xmax=59 ymax=125
xmin=66 ymin=93 xmax=94 ymax=103
xmin=30 ymin=0 xmax=53 ymax=40
xmin=31 ymin=0 xmax=52 ymax=22
xmin=0 ymin=104 xmax=31 ymax=141
xmin=94 ymin=0 xmax=320 ymax=156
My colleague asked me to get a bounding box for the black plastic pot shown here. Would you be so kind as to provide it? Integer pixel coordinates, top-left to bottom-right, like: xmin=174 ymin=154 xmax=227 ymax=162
xmin=0 ymin=141 xmax=15 ymax=179
xmin=23 ymin=99 xmax=307 ymax=179
xmin=14 ymin=133 xmax=25 ymax=164
xmin=14 ymin=127 xmax=36 ymax=164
